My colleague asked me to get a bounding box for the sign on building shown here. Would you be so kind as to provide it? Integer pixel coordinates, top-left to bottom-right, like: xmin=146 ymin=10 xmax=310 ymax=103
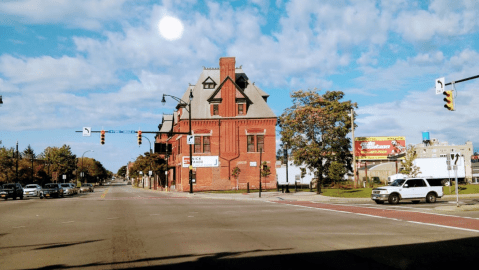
xmin=355 ymin=136 xmax=406 ymax=160
xmin=182 ymin=156 xmax=219 ymax=168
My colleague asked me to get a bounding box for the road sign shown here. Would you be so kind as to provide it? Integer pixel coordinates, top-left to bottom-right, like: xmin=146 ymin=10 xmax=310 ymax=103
xmin=83 ymin=127 xmax=91 ymax=137
xmin=187 ymin=135 xmax=195 ymax=145
xmin=435 ymin=77 xmax=445 ymax=94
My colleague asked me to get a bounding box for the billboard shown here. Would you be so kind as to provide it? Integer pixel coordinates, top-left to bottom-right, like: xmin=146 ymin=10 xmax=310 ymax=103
xmin=355 ymin=136 xmax=406 ymax=160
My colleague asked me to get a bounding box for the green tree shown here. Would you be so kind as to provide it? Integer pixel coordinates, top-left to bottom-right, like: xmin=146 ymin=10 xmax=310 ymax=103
xmin=279 ymin=89 xmax=357 ymax=194
xmin=328 ymin=161 xmax=347 ymax=189
xmin=42 ymin=145 xmax=77 ymax=182
xmin=400 ymin=144 xmax=421 ymax=177
xmin=117 ymin=166 xmax=127 ymax=178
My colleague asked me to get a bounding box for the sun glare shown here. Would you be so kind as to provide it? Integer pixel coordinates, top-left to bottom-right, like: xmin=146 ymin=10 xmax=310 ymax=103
xmin=158 ymin=16 xmax=184 ymax=41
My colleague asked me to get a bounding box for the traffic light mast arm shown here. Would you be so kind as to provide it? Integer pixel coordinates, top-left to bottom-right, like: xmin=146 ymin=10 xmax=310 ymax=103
xmin=445 ymin=74 xmax=479 ymax=86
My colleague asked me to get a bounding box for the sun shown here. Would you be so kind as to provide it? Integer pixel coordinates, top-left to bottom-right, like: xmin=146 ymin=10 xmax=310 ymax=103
xmin=158 ymin=16 xmax=184 ymax=41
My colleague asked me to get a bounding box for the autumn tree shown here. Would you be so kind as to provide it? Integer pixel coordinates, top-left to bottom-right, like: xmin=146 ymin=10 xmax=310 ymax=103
xmin=42 ymin=145 xmax=77 ymax=182
xmin=279 ymin=89 xmax=357 ymax=194
xmin=77 ymin=157 xmax=110 ymax=183
xmin=0 ymin=147 xmax=16 ymax=183
xmin=400 ymin=144 xmax=421 ymax=177
xmin=130 ymin=152 xmax=167 ymax=186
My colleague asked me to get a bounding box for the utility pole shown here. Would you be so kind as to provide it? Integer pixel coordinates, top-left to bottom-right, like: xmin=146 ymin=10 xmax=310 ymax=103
xmin=351 ymin=108 xmax=356 ymax=188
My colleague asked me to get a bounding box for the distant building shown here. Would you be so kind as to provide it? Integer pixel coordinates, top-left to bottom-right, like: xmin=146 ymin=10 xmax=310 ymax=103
xmin=414 ymin=139 xmax=473 ymax=182
xmin=156 ymin=57 xmax=277 ymax=192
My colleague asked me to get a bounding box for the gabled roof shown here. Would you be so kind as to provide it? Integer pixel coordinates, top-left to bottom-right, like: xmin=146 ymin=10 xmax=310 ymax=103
xmin=206 ymin=76 xmax=253 ymax=104
xmin=202 ymin=76 xmax=216 ymax=84
xmin=176 ymin=67 xmax=276 ymax=120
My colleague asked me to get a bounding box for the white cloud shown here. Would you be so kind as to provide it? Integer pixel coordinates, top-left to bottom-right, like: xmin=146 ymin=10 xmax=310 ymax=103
xmin=394 ymin=0 xmax=479 ymax=42
xmin=0 ymin=0 xmax=128 ymax=30
xmin=0 ymin=55 xmax=116 ymax=92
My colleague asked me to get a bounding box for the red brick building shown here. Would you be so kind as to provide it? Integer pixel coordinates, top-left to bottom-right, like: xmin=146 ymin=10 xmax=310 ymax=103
xmin=156 ymin=57 xmax=277 ymax=192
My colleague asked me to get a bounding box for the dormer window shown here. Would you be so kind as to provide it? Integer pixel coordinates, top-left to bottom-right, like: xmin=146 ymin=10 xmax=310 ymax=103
xmin=202 ymin=76 xmax=216 ymax=89
xmin=236 ymin=76 xmax=248 ymax=89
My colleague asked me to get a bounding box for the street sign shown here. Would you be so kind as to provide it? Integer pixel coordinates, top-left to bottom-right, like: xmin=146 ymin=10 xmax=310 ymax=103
xmin=435 ymin=77 xmax=445 ymax=94
xmin=83 ymin=127 xmax=91 ymax=137
xmin=149 ymin=170 xmax=152 ymax=176
xmin=187 ymin=135 xmax=195 ymax=145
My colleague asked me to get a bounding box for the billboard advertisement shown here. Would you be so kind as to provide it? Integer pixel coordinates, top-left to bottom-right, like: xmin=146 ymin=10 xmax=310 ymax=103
xmin=355 ymin=136 xmax=406 ymax=160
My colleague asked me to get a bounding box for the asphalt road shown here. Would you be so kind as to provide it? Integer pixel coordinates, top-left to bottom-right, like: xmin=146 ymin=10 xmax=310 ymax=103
xmin=1 ymin=183 xmax=479 ymax=269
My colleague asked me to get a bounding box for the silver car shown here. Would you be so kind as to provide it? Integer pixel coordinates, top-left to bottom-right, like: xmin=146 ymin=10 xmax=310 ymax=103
xmin=23 ymin=184 xmax=42 ymax=197
xmin=60 ymin=183 xmax=76 ymax=196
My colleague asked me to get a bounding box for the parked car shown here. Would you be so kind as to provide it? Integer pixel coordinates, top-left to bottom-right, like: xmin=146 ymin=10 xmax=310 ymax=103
xmin=0 ymin=183 xmax=24 ymax=200
xmin=60 ymin=183 xmax=77 ymax=195
xmin=80 ymin=183 xmax=94 ymax=193
xmin=41 ymin=183 xmax=64 ymax=199
xmin=23 ymin=184 xmax=42 ymax=197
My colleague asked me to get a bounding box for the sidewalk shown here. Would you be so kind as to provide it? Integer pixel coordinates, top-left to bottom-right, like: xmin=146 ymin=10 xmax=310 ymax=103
xmin=137 ymin=186 xmax=479 ymax=212
xmin=176 ymin=190 xmax=479 ymax=212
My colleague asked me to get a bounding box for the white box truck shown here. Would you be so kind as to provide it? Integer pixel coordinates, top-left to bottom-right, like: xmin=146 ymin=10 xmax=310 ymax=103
xmin=387 ymin=157 xmax=465 ymax=186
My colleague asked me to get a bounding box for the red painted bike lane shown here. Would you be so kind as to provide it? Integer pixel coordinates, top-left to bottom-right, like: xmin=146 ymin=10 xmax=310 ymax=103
xmin=273 ymin=200 xmax=479 ymax=232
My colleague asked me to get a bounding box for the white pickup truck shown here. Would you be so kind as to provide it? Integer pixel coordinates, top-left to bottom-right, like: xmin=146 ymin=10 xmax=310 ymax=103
xmin=371 ymin=178 xmax=443 ymax=204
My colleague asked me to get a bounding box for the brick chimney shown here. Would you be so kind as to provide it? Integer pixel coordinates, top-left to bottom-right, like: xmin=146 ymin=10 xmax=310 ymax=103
xmin=220 ymin=57 xmax=235 ymax=83
xmin=219 ymin=57 xmax=236 ymax=117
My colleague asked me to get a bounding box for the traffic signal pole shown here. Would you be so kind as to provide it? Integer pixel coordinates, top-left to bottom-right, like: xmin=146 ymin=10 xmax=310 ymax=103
xmin=444 ymin=74 xmax=479 ymax=86
xmin=437 ymin=74 xmax=479 ymax=111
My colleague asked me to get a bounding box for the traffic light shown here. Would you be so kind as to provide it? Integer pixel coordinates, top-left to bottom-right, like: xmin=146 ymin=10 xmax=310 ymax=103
xmin=443 ymin=90 xmax=454 ymax=111
xmin=138 ymin=130 xmax=142 ymax=145
xmin=100 ymin=130 xmax=105 ymax=145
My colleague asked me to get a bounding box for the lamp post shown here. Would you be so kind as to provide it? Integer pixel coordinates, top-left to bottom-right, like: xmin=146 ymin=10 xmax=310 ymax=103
xmin=161 ymin=90 xmax=194 ymax=194
xmin=283 ymin=143 xmax=290 ymax=193
xmin=81 ymin=150 xmax=94 ymax=186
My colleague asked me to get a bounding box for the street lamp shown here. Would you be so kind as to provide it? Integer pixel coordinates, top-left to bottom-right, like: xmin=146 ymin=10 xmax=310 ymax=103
xmin=81 ymin=150 xmax=94 ymax=186
xmin=161 ymin=89 xmax=194 ymax=194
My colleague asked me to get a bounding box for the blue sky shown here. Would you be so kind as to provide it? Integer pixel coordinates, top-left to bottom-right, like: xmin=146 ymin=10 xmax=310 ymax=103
xmin=1 ymin=0 xmax=479 ymax=173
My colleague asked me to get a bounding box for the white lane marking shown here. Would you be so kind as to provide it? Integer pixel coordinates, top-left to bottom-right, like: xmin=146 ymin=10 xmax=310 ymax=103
xmin=188 ymin=216 xmax=194 ymax=218
xmin=330 ymin=203 xmax=479 ymax=220
xmin=276 ymin=202 xmax=479 ymax=233
xmin=12 ymin=226 xmax=26 ymax=229
xmin=106 ymin=217 xmax=119 ymax=220
xmin=407 ymin=221 xmax=479 ymax=233
xmin=62 ymin=221 xmax=74 ymax=224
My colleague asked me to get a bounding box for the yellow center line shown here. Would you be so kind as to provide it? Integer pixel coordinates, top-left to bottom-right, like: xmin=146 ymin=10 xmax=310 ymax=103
xmin=101 ymin=188 xmax=110 ymax=199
